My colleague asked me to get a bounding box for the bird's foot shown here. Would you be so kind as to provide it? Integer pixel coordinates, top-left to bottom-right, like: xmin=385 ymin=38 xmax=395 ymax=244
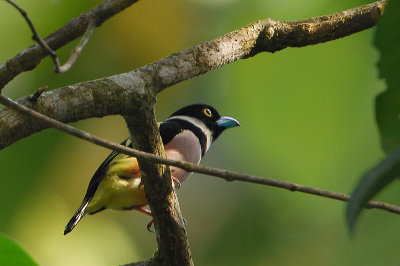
xmin=147 ymin=219 xmax=154 ymax=232
xmin=134 ymin=206 xmax=152 ymax=216
xmin=133 ymin=206 xmax=154 ymax=232
xmin=172 ymin=176 xmax=181 ymax=189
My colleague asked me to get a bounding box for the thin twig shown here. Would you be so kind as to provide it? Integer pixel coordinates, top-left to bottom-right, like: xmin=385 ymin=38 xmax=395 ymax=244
xmin=0 ymin=0 xmax=140 ymax=88
xmin=1 ymin=94 xmax=399 ymax=215
xmin=5 ymin=0 xmax=59 ymax=69
xmin=0 ymin=0 xmax=389 ymax=148
xmin=57 ymin=20 xmax=96 ymax=73
xmin=5 ymin=0 xmax=97 ymax=74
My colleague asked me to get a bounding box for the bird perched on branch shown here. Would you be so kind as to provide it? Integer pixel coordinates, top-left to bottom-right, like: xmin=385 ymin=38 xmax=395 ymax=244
xmin=64 ymin=104 xmax=240 ymax=235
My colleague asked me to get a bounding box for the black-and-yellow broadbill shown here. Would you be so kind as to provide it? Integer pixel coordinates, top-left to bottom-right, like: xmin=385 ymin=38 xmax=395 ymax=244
xmin=64 ymin=104 xmax=240 ymax=235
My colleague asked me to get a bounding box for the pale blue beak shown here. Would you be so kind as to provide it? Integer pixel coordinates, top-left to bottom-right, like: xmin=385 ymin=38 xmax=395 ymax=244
xmin=216 ymin=116 xmax=240 ymax=128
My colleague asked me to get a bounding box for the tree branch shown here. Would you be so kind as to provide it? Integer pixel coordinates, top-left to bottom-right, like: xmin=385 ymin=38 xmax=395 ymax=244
xmin=0 ymin=71 xmax=154 ymax=149
xmin=0 ymin=0 xmax=139 ymax=89
xmin=5 ymin=0 xmax=59 ymax=67
xmin=56 ymin=20 xmax=96 ymax=73
xmin=0 ymin=0 xmax=388 ymax=149
xmin=6 ymin=0 xmax=97 ymax=73
xmin=0 ymin=1 xmax=390 ymax=264
xmin=1 ymin=94 xmax=399 ymax=217
xmin=153 ymin=0 xmax=387 ymax=93
xmin=125 ymin=109 xmax=193 ymax=265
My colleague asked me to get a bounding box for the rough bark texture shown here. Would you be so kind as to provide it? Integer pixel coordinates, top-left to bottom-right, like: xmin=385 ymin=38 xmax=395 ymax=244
xmin=0 ymin=0 xmax=139 ymax=89
xmin=125 ymin=106 xmax=193 ymax=266
xmin=0 ymin=1 xmax=389 ymax=265
xmin=0 ymin=69 xmax=156 ymax=149
xmin=153 ymin=0 xmax=387 ymax=92
xmin=0 ymin=0 xmax=388 ymax=150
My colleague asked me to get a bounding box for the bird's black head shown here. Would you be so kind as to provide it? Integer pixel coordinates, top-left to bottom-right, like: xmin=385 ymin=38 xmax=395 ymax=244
xmin=169 ymin=103 xmax=240 ymax=141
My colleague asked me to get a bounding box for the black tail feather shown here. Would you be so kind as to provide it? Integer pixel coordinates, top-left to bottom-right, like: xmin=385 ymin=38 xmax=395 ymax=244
xmin=64 ymin=201 xmax=89 ymax=235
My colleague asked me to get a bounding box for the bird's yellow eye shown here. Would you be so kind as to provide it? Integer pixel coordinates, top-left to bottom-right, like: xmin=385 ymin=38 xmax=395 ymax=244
xmin=203 ymin=108 xmax=212 ymax=117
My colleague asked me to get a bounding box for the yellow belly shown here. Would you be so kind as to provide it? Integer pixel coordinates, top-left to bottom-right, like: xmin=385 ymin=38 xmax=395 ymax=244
xmin=87 ymin=173 xmax=146 ymax=213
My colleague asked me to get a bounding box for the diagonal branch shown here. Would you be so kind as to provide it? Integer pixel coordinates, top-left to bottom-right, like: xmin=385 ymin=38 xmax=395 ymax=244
xmin=5 ymin=0 xmax=97 ymax=74
xmin=0 ymin=0 xmax=140 ymax=89
xmin=5 ymin=0 xmax=58 ymax=63
xmin=0 ymin=0 xmax=388 ymax=150
xmin=152 ymin=0 xmax=387 ymax=93
xmin=0 ymin=1 xmax=391 ymax=263
xmin=56 ymin=20 xmax=96 ymax=73
xmin=1 ymin=93 xmax=399 ymax=216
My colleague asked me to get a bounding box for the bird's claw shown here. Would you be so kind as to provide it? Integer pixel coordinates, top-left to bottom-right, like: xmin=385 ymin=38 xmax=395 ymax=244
xmin=147 ymin=219 xmax=154 ymax=232
xmin=172 ymin=176 xmax=181 ymax=189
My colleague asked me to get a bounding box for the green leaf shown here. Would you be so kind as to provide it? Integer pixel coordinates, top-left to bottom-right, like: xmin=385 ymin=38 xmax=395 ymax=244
xmin=346 ymin=0 xmax=400 ymax=232
xmin=346 ymin=146 xmax=400 ymax=232
xmin=0 ymin=234 xmax=37 ymax=266
xmin=375 ymin=0 xmax=400 ymax=152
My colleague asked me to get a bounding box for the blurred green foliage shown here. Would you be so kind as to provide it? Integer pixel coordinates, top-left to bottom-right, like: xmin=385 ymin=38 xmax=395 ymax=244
xmin=346 ymin=0 xmax=400 ymax=233
xmin=0 ymin=0 xmax=397 ymax=265
xmin=375 ymin=0 xmax=400 ymax=153
xmin=0 ymin=234 xmax=37 ymax=266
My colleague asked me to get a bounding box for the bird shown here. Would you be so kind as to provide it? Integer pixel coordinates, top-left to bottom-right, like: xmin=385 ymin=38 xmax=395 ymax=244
xmin=64 ymin=103 xmax=240 ymax=235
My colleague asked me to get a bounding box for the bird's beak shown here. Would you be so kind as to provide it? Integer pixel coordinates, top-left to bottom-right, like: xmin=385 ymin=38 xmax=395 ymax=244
xmin=216 ymin=116 xmax=240 ymax=128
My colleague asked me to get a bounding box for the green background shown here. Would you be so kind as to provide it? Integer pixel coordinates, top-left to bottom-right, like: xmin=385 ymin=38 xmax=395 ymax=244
xmin=1 ymin=0 xmax=398 ymax=265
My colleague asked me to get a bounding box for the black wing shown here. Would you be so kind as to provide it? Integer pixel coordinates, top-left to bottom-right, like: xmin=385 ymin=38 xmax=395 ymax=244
xmin=64 ymin=138 xmax=132 ymax=235
xmin=83 ymin=138 xmax=132 ymax=202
